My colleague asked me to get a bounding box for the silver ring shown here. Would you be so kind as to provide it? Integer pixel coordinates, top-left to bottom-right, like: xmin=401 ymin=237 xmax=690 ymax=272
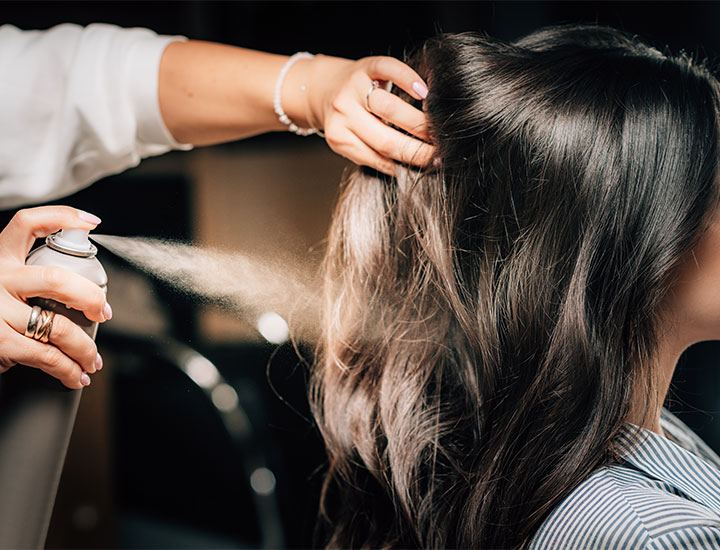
xmin=365 ymin=80 xmax=380 ymax=111
xmin=25 ymin=305 xmax=41 ymax=338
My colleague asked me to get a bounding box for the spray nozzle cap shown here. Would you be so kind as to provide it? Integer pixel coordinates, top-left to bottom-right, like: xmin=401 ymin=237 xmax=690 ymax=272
xmin=46 ymin=229 xmax=97 ymax=257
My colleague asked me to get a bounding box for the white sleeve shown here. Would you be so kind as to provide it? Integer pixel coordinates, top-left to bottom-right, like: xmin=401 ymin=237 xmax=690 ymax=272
xmin=0 ymin=23 xmax=193 ymax=210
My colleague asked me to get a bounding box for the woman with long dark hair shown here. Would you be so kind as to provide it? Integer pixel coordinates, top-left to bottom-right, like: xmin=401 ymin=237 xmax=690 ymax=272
xmin=313 ymin=25 xmax=720 ymax=549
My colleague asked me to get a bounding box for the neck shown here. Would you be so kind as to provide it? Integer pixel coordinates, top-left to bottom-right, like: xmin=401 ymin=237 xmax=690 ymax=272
xmin=627 ymin=321 xmax=690 ymax=436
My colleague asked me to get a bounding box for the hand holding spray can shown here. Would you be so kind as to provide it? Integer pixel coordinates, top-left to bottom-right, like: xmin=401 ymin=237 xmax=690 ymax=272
xmin=26 ymin=228 xmax=108 ymax=342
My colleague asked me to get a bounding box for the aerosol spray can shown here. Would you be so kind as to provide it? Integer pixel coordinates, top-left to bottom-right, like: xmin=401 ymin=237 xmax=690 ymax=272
xmin=0 ymin=228 xmax=108 ymax=549
xmin=26 ymin=228 xmax=108 ymax=338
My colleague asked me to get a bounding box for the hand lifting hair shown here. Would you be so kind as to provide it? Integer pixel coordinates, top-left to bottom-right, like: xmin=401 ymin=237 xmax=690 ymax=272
xmin=312 ymin=25 xmax=720 ymax=549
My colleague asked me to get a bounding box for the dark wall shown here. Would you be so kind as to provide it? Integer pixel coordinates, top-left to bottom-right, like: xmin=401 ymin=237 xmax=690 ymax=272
xmin=4 ymin=1 xmax=720 ymax=61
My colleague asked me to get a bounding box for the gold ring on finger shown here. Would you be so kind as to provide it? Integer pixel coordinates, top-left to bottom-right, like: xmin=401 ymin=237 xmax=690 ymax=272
xmin=38 ymin=309 xmax=55 ymax=343
xmin=35 ymin=309 xmax=55 ymax=343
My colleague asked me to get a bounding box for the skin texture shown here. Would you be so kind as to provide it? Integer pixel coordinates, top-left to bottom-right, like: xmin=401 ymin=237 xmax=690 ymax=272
xmin=158 ymin=41 xmax=434 ymax=176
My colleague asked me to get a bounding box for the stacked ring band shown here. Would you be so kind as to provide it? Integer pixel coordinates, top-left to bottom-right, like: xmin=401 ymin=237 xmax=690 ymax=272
xmin=25 ymin=305 xmax=55 ymax=343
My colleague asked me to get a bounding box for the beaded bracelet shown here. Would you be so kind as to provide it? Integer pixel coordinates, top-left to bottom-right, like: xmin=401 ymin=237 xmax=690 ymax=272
xmin=273 ymin=52 xmax=320 ymax=136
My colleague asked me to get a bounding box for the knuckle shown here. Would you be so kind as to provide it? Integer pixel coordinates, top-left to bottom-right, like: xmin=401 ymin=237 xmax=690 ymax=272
xmin=325 ymin=131 xmax=342 ymax=148
xmin=326 ymin=141 xmax=346 ymax=158
xmin=418 ymin=143 xmax=434 ymax=163
xmin=379 ymin=57 xmax=402 ymax=78
xmin=42 ymin=266 xmax=66 ymax=291
xmin=351 ymin=71 xmax=367 ymax=87
xmin=41 ymin=345 xmax=65 ymax=369
xmin=6 ymin=264 xmax=23 ymax=280
xmin=0 ymin=360 xmax=15 ymax=372
xmin=377 ymin=136 xmax=396 ymax=156
xmin=93 ymin=287 xmax=106 ymax=312
xmin=61 ymin=371 xmax=81 ymax=389
xmin=376 ymin=95 xmax=395 ymax=118
xmin=378 ymin=157 xmax=396 ymax=172
xmin=365 ymin=56 xmax=381 ymax=72
xmin=326 ymin=142 xmax=347 ymax=159
xmin=12 ymin=209 xmax=32 ymax=229
xmin=324 ymin=124 xmax=345 ymax=148
xmin=330 ymin=97 xmax=345 ymax=115
xmin=51 ymin=317 xmax=96 ymax=368
xmin=83 ymin=338 xmax=98 ymax=365
xmin=50 ymin=315 xmax=69 ymax=340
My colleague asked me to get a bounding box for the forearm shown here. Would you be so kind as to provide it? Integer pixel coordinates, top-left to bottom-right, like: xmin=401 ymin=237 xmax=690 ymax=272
xmin=158 ymin=41 xmax=344 ymax=145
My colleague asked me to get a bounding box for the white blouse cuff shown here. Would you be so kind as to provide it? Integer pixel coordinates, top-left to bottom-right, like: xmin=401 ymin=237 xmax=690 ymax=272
xmin=127 ymin=32 xmax=193 ymax=153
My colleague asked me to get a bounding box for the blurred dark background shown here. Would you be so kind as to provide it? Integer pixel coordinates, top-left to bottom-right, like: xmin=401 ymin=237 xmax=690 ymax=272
xmin=2 ymin=2 xmax=720 ymax=548
xmin=5 ymin=1 xmax=720 ymax=60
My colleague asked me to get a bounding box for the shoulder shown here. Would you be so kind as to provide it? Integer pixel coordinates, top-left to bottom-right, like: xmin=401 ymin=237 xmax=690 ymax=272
xmin=529 ymin=464 xmax=720 ymax=550
xmin=660 ymin=408 xmax=720 ymax=470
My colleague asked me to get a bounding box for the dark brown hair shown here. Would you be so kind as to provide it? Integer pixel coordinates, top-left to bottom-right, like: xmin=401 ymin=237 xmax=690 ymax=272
xmin=312 ymin=25 xmax=720 ymax=549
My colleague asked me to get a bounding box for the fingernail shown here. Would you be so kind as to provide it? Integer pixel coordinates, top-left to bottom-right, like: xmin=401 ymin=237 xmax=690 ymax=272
xmin=78 ymin=210 xmax=102 ymax=225
xmin=412 ymin=82 xmax=428 ymax=99
xmin=433 ymin=157 xmax=442 ymax=167
xmin=80 ymin=373 xmax=91 ymax=387
xmin=103 ymin=302 xmax=113 ymax=321
xmin=95 ymin=354 xmax=103 ymax=371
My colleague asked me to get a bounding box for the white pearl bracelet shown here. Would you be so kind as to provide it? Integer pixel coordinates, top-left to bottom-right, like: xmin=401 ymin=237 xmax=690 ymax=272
xmin=273 ymin=52 xmax=320 ymax=136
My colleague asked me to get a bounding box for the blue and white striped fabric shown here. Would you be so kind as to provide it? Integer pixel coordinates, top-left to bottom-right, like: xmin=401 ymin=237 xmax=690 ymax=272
xmin=529 ymin=408 xmax=720 ymax=549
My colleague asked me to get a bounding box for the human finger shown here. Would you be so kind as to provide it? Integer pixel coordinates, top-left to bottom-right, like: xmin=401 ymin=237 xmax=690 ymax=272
xmin=364 ymin=56 xmax=429 ymax=101
xmin=5 ymin=265 xmax=110 ymax=323
xmin=0 ymin=206 xmax=101 ymax=261
xmin=366 ymin=87 xmax=430 ymax=141
xmin=6 ymin=329 xmax=90 ymax=389
xmin=6 ymin=301 xmax=100 ymax=374
xmin=329 ymin=129 xmax=397 ymax=176
xmin=351 ymin=105 xmax=434 ymax=167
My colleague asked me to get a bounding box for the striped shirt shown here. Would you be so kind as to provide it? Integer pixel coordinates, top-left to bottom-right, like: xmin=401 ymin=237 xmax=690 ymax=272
xmin=529 ymin=408 xmax=720 ymax=549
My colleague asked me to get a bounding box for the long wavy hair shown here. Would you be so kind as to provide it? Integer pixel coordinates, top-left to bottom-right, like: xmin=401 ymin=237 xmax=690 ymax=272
xmin=311 ymin=25 xmax=720 ymax=549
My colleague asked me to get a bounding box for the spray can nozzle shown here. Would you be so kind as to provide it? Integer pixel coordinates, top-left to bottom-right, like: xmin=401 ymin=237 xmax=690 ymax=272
xmin=46 ymin=229 xmax=97 ymax=257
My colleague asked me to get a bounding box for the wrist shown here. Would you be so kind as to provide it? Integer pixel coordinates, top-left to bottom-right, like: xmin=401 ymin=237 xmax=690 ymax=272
xmin=279 ymin=55 xmax=315 ymax=131
xmin=303 ymin=55 xmax=353 ymax=130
